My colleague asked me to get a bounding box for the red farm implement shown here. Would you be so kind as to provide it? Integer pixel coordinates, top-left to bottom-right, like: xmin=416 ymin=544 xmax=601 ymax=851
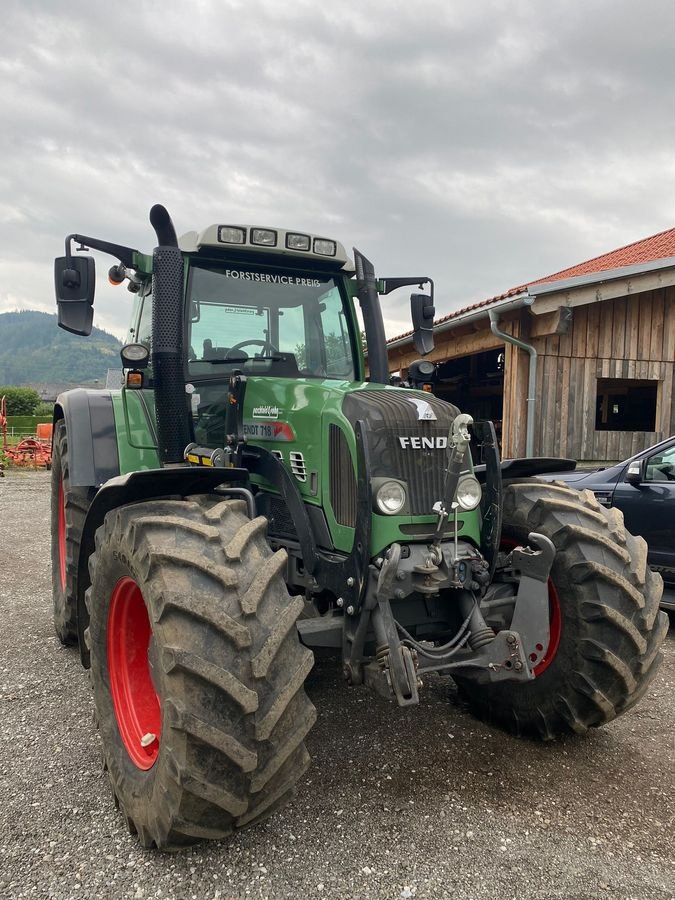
xmin=0 ymin=396 xmax=52 ymax=469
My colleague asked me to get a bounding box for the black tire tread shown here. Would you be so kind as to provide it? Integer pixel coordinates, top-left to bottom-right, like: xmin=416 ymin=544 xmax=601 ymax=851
xmin=456 ymin=479 xmax=668 ymax=739
xmin=50 ymin=421 xmax=93 ymax=645
xmin=87 ymin=497 xmax=316 ymax=848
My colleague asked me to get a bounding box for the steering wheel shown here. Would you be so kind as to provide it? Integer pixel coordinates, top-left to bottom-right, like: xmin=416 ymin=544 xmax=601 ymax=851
xmin=225 ymin=339 xmax=279 ymax=359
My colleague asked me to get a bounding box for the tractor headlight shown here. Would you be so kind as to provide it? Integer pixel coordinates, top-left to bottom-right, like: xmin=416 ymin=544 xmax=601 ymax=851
xmin=455 ymin=474 xmax=482 ymax=511
xmin=374 ymin=480 xmax=407 ymax=515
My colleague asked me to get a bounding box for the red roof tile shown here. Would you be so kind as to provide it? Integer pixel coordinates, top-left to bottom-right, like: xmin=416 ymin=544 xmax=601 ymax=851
xmin=532 ymin=225 xmax=675 ymax=285
xmin=388 ymin=225 xmax=675 ymax=345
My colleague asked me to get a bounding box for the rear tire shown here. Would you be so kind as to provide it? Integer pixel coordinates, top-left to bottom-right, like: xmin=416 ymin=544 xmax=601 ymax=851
xmin=454 ymin=480 xmax=669 ymax=739
xmin=86 ymin=496 xmax=316 ymax=849
xmin=50 ymin=421 xmax=92 ymax=646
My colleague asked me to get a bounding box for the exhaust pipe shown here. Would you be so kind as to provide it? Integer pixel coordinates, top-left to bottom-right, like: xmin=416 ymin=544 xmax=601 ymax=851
xmin=149 ymin=205 xmax=191 ymax=464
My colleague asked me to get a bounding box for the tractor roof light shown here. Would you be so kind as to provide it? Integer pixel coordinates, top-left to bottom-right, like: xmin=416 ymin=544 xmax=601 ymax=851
xmin=313 ymin=238 xmax=337 ymax=257
xmin=286 ymin=233 xmax=311 ymax=251
xmin=218 ymin=226 xmax=246 ymax=244
xmin=251 ymin=228 xmax=277 ymax=247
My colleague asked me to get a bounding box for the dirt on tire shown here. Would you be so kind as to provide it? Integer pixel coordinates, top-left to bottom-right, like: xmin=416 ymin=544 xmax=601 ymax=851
xmin=455 ymin=479 xmax=669 ymax=739
xmin=86 ymin=496 xmax=317 ymax=849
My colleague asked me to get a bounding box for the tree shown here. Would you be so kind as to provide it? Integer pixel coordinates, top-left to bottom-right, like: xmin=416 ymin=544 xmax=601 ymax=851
xmin=0 ymin=387 xmax=40 ymax=415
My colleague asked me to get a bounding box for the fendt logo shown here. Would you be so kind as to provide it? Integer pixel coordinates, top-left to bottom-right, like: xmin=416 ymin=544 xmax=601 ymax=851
xmin=398 ymin=436 xmax=448 ymax=449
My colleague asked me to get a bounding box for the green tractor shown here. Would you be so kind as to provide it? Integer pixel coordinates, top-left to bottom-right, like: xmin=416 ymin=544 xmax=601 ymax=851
xmin=51 ymin=205 xmax=667 ymax=849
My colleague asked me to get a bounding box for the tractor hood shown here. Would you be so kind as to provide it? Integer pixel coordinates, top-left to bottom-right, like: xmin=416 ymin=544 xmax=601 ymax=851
xmin=342 ymin=388 xmax=461 ymax=516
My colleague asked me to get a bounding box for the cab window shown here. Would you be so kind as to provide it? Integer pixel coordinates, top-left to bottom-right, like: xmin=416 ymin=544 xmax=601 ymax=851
xmin=186 ymin=262 xmax=356 ymax=380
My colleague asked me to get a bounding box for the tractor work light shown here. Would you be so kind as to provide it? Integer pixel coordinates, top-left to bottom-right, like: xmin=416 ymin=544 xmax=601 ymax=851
xmin=313 ymin=238 xmax=337 ymax=257
xmin=375 ymin=480 xmax=407 ymax=515
xmin=218 ymin=226 xmax=246 ymax=244
xmin=455 ymin=474 xmax=482 ymax=511
xmin=120 ymin=343 xmax=150 ymax=369
xmin=251 ymin=228 xmax=277 ymax=246
xmin=286 ymin=232 xmax=311 ymax=251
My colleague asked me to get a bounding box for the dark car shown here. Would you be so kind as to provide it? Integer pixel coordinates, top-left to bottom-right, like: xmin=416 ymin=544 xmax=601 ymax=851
xmin=537 ymin=436 xmax=675 ymax=611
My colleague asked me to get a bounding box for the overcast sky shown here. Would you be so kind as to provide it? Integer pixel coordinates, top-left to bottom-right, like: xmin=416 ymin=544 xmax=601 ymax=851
xmin=2 ymin=0 xmax=675 ymax=340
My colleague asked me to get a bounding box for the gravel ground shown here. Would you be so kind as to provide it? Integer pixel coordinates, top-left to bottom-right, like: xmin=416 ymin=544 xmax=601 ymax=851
xmin=0 ymin=470 xmax=673 ymax=900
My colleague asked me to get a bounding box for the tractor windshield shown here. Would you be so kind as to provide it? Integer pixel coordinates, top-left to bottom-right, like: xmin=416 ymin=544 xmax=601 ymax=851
xmin=186 ymin=262 xmax=357 ymax=381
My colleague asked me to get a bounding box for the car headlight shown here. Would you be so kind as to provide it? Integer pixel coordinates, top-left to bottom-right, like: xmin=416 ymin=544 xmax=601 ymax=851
xmin=455 ymin=474 xmax=482 ymax=511
xmin=375 ymin=480 xmax=407 ymax=515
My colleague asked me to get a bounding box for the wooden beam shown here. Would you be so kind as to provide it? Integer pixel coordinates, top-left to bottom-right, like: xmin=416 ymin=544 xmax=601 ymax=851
xmin=388 ymin=329 xmax=503 ymax=371
xmin=529 ymin=268 xmax=675 ymax=316
xmin=527 ymin=306 xmax=573 ymax=338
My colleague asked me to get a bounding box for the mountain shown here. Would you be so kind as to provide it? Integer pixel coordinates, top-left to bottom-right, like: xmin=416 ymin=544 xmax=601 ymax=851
xmin=0 ymin=310 xmax=122 ymax=386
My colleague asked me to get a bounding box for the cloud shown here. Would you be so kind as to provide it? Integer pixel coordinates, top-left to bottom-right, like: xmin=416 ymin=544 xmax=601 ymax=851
xmin=2 ymin=0 xmax=675 ymax=340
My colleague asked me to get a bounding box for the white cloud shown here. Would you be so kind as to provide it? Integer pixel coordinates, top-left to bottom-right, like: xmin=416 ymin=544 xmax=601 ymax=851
xmin=2 ymin=0 xmax=675 ymax=344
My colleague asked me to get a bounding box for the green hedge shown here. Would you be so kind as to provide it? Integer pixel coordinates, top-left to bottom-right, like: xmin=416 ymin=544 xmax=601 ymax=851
xmin=4 ymin=415 xmax=52 ymax=434
xmin=0 ymin=386 xmax=41 ymax=415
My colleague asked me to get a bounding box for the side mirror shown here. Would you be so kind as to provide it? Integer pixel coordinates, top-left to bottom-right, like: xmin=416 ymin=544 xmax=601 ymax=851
xmin=411 ymin=292 xmax=435 ymax=355
xmin=54 ymin=255 xmax=96 ymax=336
xmin=626 ymin=460 xmax=643 ymax=486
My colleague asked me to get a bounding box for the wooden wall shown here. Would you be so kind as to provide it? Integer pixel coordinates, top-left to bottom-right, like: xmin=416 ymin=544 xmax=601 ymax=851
xmin=528 ymin=286 xmax=675 ymax=461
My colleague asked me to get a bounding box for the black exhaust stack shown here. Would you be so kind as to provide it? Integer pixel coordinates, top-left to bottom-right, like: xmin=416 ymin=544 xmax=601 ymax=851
xmin=149 ymin=204 xmax=191 ymax=465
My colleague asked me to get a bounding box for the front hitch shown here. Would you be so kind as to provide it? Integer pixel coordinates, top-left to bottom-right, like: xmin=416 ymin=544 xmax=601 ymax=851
xmin=364 ymin=544 xmax=421 ymax=707
xmin=509 ymin=532 xmax=556 ymax=671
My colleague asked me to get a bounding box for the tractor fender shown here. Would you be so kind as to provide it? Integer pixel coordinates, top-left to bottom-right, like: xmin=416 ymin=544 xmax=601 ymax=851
xmin=75 ymin=466 xmax=250 ymax=667
xmin=53 ymin=389 xmax=120 ymax=489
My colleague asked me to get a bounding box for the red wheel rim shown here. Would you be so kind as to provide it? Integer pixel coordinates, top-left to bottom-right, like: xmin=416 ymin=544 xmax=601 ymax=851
xmin=58 ymin=478 xmax=66 ymax=592
xmin=533 ymin=579 xmax=561 ymax=677
xmin=501 ymin=538 xmax=562 ymax=677
xmin=108 ymin=577 xmax=161 ymax=769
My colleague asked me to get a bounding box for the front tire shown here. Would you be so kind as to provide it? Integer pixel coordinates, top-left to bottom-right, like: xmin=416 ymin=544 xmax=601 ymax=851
xmin=455 ymin=480 xmax=669 ymax=739
xmin=86 ymin=496 xmax=316 ymax=849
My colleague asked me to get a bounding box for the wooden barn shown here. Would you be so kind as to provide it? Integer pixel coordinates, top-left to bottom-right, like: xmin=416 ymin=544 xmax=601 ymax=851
xmin=386 ymin=229 xmax=675 ymax=463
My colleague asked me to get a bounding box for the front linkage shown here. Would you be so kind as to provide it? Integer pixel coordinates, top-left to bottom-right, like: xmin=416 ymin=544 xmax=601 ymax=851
xmin=353 ymin=532 xmax=555 ymax=706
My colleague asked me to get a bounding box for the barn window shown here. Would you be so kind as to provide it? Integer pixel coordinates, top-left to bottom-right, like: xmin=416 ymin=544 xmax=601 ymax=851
xmin=595 ymin=379 xmax=657 ymax=431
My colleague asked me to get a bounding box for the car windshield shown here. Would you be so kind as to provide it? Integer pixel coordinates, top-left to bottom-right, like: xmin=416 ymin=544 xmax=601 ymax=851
xmin=186 ymin=262 xmax=356 ymax=381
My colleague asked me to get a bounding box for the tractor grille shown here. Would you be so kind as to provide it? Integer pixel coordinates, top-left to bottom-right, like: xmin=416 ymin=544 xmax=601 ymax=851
xmin=342 ymin=390 xmax=460 ymax=517
xmin=329 ymin=424 xmax=358 ymax=527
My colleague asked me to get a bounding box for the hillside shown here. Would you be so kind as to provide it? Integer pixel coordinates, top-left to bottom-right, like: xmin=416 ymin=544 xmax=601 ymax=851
xmin=0 ymin=310 xmax=122 ymax=386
